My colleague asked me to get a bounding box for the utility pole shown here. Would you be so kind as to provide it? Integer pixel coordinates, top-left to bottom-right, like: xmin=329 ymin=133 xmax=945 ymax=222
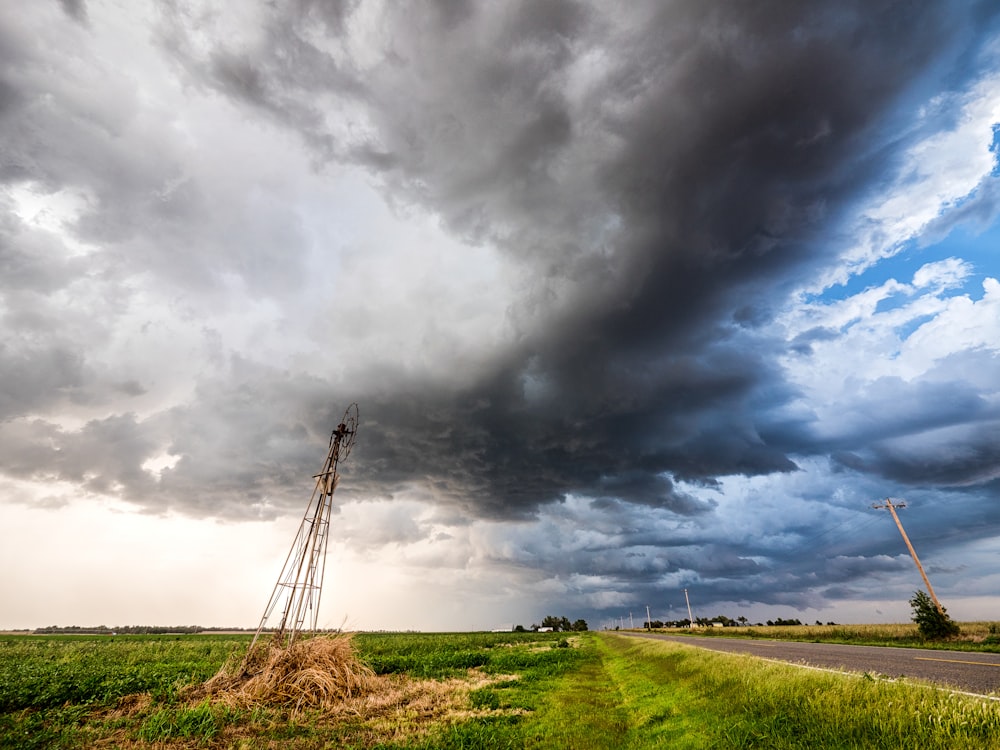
xmin=684 ymin=588 xmax=695 ymax=628
xmin=872 ymin=498 xmax=945 ymax=615
xmin=646 ymin=604 xmax=652 ymax=629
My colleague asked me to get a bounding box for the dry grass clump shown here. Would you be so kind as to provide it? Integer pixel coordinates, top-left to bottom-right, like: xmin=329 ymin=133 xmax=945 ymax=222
xmin=106 ymin=692 xmax=153 ymax=718
xmin=187 ymin=634 xmax=379 ymax=712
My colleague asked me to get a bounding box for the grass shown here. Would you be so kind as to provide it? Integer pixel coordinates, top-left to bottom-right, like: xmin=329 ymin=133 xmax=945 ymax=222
xmin=2 ymin=629 xmax=1000 ymax=748
xmin=592 ymin=633 xmax=1000 ymax=749
xmin=137 ymin=699 xmax=237 ymax=742
xmin=648 ymin=621 xmax=1000 ymax=652
xmin=0 ymin=633 xmax=236 ymax=711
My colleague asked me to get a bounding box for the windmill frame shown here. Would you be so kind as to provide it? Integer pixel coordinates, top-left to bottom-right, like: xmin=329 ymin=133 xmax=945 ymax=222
xmin=249 ymin=404 xmax=358 ymax=652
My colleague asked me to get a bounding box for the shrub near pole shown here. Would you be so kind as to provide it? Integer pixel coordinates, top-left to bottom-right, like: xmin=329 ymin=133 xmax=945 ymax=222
xmin=909 ymin=590 xmax=960 ymax=640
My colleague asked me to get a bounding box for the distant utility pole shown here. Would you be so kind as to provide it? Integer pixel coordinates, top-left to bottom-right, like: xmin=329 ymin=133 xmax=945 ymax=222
xmin=872 ymin=498 xmax=945 ymax=615
xmin=646 ymin=604 xmax=652 ymax=629
xmin=684 ymin=588 xmax=695 ymax=627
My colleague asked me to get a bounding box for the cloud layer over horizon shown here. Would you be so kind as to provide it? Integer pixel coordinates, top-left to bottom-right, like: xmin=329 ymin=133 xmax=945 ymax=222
xmin=2 ymin=0 xmax=1000 ymax=629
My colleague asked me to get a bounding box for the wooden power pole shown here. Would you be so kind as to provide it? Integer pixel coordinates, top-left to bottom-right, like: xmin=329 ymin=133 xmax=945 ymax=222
xmin=872 ymin=498 xmax=945 ymax=615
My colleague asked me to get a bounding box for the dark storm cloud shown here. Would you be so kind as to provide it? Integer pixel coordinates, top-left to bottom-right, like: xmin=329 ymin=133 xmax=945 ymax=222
xmin=588 ymin=473 xmax=714 ymax=515
xmin=143 ymin=0 xmax=999 ymax=521
xmin=834 ymin=421 xmax=1000 ymax=487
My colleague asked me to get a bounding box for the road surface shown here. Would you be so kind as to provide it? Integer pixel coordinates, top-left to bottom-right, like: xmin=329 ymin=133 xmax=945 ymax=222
xmin=620 ymin=632 xmax=1000 ymax=696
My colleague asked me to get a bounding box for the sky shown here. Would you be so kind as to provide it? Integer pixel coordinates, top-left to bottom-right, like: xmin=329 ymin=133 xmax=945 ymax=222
xmin=2 ymin=0 xmax=1000 ymax=632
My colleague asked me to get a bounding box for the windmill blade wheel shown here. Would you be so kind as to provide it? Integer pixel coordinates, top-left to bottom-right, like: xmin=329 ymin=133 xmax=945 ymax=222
xmin=336 ymin=403 xmax=359 ymax=462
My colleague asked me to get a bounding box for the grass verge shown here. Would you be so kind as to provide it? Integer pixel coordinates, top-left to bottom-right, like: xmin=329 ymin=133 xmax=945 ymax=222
xmin=642 ymin=621 xmax=1000 ymax=652
xmin=590 ymin=632 xmax=1000 ymax=749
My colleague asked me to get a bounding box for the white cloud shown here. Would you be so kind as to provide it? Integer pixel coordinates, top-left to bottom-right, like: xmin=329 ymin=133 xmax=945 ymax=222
xmin=809 ymin=70 xmax=1000 ymax=291
xmin=911 ymin=257 xmax=973 ymax=290
xmin=779 ymin=267 xmax=1000 ymax=444
xmin=901 ymin=276 xmax=1000 ymax=365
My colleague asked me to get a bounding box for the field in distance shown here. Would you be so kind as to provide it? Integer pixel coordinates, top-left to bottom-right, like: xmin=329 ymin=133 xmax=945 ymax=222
xmin=2 ymin=629 xmax=1000 ymax=748
xmin=637 ymin=620 xmax=1000 ymax=651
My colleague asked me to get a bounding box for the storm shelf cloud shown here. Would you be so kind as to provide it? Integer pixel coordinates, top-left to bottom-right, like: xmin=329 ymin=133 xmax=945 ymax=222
xmin=1 ymin=0 xmax=1000 ymax=630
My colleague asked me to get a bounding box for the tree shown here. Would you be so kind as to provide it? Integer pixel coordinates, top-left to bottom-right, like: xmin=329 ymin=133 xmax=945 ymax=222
xmin=535 ymin=616 xmax=587 ymax=632
xmin=541 ymin=615 xmax=573 ymax=632
xmin=909 ymin=590 xmax=959 ymax=639
xmin=766 ymin=617 xmax=802 ymax=626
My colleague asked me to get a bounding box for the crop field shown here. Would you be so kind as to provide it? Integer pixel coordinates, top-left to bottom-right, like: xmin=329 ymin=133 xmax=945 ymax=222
xmin=655 ymin=621 xmax=1000 ymax=651
xmin=3 ymin=630 xmax=1000 ymax=748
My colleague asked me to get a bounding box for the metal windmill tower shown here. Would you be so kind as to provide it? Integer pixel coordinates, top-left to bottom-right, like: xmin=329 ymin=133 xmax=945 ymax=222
xmin=249 ymin=404 xmax=359 ymax=651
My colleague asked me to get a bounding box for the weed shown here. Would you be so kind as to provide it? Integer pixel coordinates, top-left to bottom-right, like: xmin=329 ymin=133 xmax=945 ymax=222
xmin=138 ymin=699 xmax=235 ymax=741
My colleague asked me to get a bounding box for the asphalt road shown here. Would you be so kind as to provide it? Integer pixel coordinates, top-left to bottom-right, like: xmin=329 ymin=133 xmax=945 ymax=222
xmin=620 ymin=632 xmax=1000 ymax=696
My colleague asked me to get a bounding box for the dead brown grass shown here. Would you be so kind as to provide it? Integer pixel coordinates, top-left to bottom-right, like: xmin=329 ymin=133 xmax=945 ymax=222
xmin=105 ymin=692 xmax=153 ymax=718
xmin=92 ymin=635 xmax=524 ymax=747
xmin=94 ymin=669 xmax=520 ymax=749
xmin=184 ymin=633 xmax=379 ymax=712
xmin=336 ymin=668 xmax=523 ymax=744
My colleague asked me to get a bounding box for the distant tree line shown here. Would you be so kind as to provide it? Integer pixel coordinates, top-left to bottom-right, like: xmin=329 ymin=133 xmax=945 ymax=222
xmin=32 ymin=625 xmax=256 ymax=635
xmin=638 ymin=615 xmax=839 ymax=629
xmin=513 ymin=616 xmax=589 ymax=632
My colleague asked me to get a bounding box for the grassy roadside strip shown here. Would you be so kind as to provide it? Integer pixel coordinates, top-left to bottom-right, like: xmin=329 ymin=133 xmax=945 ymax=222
xmin=519 ymin=636 xmax=630 ymax=749
xmin=528 ymin=633 xmax=753 ymax=749
xmin=638 ymin=622 xmax=1000 ymax=653
xmin=591 ymin=632 xmax=1000 ymax=749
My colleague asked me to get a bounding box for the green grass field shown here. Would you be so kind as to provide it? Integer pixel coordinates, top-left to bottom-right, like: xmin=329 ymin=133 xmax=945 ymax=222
xmin=648 ymin=621 xmax=1000 ymax=652
xmin=2 ymin=629 xmax=999 ymax=748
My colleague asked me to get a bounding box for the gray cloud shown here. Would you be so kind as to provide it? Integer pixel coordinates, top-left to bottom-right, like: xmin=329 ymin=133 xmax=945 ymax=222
xmin=835 ymin=421 xmax=1000 ymax=487
xmin=58 ymin=0 xmax=88 ymax=24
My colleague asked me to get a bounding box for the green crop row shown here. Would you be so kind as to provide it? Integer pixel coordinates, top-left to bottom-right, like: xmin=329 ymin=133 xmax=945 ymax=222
xmin=0 ymin=634 xmax=241 ymax=711
xmin=355 ymin=631 xmax=580 ymax=678
xmin=0 ymin=632 xmax=582 ymax=714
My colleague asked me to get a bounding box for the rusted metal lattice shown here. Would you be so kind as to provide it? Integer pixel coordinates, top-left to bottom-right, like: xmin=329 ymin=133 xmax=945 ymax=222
xmin=249 ymin=404 xmax=358 ymax=651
